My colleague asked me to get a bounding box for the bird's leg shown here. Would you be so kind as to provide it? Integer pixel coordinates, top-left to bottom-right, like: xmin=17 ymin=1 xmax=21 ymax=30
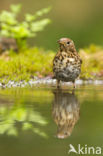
xmin=57 ymin=80 xmax=60 ymax=88
xmin=72 ymin=81 xmax=76 ymax=89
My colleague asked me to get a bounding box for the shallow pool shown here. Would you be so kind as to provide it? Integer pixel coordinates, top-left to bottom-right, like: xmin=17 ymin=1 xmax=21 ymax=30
xmin=0 ymin=85 xmax=103 ymax=156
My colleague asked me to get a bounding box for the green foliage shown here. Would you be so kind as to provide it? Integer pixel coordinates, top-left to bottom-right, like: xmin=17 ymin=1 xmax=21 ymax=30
xmin=0 ymin=95 xmax=48 ymax=137
xmin=0 ymin=4 xmax=51 ymax=49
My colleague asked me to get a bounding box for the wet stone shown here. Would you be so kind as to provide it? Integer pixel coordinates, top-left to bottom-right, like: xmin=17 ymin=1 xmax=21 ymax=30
xmin=0 ymin=78 xmax=103 ymax=88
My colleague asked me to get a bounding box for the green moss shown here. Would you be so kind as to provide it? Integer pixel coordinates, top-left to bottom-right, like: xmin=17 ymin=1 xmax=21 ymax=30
xmin=0 ymin=45 xmax=103 ymax=82
xmin=80 ymin=45 xmax=103 ymax=79
xmin=0 ymin=47 xmax=55 ymax=82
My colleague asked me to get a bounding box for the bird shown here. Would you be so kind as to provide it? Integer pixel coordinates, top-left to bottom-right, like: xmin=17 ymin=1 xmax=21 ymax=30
xmin=53 ymin=38 xmax=82 ymax=88
xmin=52 ymin=89 xmax=80 ymax=139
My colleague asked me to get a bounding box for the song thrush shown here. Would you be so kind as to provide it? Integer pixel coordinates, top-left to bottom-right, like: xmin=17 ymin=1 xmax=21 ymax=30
xmin=53 ymin=38 xmax=82 ymax=88
xmin=52 ymin=89 xmax=80 ymax=139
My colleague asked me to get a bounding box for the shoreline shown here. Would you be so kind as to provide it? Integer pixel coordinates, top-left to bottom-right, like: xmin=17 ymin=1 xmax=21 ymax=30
xmin=0 ymin=77 xmax=103 ymax=88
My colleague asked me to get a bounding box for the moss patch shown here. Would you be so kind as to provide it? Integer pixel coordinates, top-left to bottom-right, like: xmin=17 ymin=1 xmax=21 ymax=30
xmin=0 ymin=45 xmax=103 ymax=83
xmin=0 ymin=47 xmax=55 ymax=83
xmin=80 ymin=45 xmax=103 ymax=79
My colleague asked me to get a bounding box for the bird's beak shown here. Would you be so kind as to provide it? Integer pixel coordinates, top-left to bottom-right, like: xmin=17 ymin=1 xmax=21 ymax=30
xmin=57 ymin=40 xmax=65 ymax=45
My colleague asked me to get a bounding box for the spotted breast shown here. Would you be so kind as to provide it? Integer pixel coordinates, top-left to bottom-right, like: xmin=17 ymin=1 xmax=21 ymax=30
xmin=53 ymin=38 xmax=82 ymax=88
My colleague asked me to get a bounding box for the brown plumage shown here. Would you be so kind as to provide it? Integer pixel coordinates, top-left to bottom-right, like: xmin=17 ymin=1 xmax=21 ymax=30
xmin=53 ymin=38 xmax=82 ymax=88
xmin=52 ymin=89 xmax=80 ymax=139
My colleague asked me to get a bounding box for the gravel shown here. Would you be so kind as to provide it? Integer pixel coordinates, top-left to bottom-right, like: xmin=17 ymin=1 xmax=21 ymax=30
xmin=0 ymin=77 xmax=103 ymax=88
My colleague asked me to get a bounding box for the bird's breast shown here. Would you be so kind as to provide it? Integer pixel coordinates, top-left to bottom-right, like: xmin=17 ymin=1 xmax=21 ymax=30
xmin=53 ymin=53 xmax=81 ymax=82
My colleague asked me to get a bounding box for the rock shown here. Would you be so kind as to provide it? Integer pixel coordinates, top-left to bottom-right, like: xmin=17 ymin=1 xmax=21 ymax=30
xmin=94 ymin=80 xmax=103 ymax=85
xmin=0 ymin=83 xmax=3 ymax=87
xmin=0 ymin=78 xmax=102 ymax=88
xmin=76 ymin=79 xmax=83 ymax=85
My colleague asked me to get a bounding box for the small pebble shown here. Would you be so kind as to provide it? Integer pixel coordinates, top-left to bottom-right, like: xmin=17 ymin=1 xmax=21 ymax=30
xmin=0 ymin=78 xmax=102 ymax=88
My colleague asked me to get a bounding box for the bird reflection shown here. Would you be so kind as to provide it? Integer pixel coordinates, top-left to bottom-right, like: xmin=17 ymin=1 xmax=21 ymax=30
xmin=52 ymin=89 xmax=80 ymax=139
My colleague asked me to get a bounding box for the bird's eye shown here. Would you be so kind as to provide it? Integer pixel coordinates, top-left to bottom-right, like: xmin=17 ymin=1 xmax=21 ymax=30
xmin=67 ymin=41 xmax=70 ymax=45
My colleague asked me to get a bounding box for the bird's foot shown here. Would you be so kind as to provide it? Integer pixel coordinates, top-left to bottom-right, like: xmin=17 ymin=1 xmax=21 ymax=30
xmin=57 ymin=85 xmax=60 ymax=89
xmin=73 ymin=82 xmax=76 ymax=89
xmin=57 ymin=80 xmax=61 ymax=89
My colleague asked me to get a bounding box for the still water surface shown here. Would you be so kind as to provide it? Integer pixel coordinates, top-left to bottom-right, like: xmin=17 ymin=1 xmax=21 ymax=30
xmin=0 ymin=85 xmax=103 ymax=156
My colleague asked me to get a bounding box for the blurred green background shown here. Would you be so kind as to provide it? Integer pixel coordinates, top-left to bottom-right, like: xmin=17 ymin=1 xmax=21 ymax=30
xmin=0 ymin=0 xmax=103 ymax=50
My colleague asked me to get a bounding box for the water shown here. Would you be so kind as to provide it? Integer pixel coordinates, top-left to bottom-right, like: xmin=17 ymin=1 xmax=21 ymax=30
xmin=0 ymin=85 xmax=103 ymax=156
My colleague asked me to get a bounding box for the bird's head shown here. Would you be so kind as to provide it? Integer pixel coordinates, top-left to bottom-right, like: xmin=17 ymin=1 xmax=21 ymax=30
xmin=58 ymin=38 xmax=75 ymax=52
